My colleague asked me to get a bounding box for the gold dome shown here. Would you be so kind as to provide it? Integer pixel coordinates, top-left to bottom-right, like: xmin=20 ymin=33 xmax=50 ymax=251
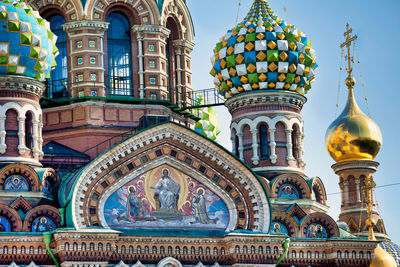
xmin=325 ymin=76 xmax=382 ymax=162
xmin=370 ymin=244 xmax=397 ymax=267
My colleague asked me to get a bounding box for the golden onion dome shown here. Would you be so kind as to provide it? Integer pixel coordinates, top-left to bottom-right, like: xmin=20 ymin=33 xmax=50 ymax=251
xmin=325 ymin=76 xmax=382 ymax=162
xmin=370 ymin=244 xmax=397 ymax=267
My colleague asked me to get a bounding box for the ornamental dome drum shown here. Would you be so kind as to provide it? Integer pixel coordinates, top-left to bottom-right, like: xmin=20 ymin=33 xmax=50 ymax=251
xmin=325 ymin=76 xmax=382 ymax=162
xmin=0 ymin=0 xmax=58 ymax=81
xmin=210 ymin=0 xmax=318 ymax=99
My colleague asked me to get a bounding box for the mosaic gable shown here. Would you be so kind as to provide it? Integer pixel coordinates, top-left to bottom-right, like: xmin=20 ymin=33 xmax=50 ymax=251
xmin=104 ymin=165 xmax=229 ymax=230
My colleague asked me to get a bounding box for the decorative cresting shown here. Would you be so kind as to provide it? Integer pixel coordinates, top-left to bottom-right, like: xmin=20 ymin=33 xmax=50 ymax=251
xmin=0 ymin=0 xmax=58 ymax=81
xmin=210 ymin=0 xmax=317 ymax=99
xmin=70 ymin=122 xmax=271 ymax=232
xmin=326 ymin=24 xmax=382 ymax=163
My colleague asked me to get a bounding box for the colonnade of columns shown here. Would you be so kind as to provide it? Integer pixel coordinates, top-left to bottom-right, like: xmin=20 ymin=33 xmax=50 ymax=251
xmin=340 ymin=176 xmax=363 ymax=206
xmin=231 ymin=117 xmax=305 ymax=168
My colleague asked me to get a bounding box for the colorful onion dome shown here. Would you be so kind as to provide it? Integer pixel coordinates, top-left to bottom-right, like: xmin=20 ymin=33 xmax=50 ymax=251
xmin=210 ymin=0 xmax=317 ymax=99
xmin=325 ymin=76 xmax=382 ymax=162
xmin=0 ymin=0 xmax=58 ymax=81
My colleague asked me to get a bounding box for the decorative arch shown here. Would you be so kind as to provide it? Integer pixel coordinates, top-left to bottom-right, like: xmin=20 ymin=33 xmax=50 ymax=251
xmin=157 ymin=257 xmax=183 ymax=267
xmin=0 ymin=204 xmax=23 ymax=232
xmin=29 ymin=0 xmax=83 ymax=21
xmin=40 ymin=168 xmax=60 ymax=194
xmin=0 ymin=164 xmax=41 ymax=191
xmin=161 ymin=0 xmax=194 ymax=41
xmin=311 ymin=177 xmax=327 ymax=205
xmin=87 ymin=0 xmax=158 ymax=23
xmin=70 ymin=122 xmax=271 ymax=232
xmin=23 ymin=205 xmax=61 ymax=232
xmin=271 ymin=211 xmax=299 ymax=237
xmin=300 ymin=212 xmax=339 ymax=239
xmin=270 ymin=173 xmax=311 ymax=199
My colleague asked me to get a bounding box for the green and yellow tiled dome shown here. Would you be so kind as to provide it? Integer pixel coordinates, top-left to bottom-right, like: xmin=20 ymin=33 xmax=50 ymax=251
xmin=0 ymin=0 xmax=58 ymax=81
xmin=210 ymin=0 xmax=317 ymax=99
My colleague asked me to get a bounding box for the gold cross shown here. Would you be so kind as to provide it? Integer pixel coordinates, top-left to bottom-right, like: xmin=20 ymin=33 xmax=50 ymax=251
xmin=340 ymin=23 xmax=358 ymax=75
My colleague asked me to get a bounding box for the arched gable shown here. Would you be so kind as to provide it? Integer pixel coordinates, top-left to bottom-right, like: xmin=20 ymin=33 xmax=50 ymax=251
xmin=161 ymin=0 xmax=194 ymax=41
xmin=157 ymin=257 xmax=183 ymax=267
xmin=299 ymin=212 xmax=339 ymax=238
xmin=86 ymin=0 xmax=158 ymax=23
xmin=271 ymin=211 xmax=299 ymax=237
xmin=0 ymin=204 xmax=23 ymax=232
xmin=0 ymin=164 xmax=41 ymax=191
xmin=23 ymin=205 xmax=61 ymax=231
xmin=311 ymin=177 xmax=327 ymax=205
xmin=69 ymin=122 xmax=271 ymax=232
xmin=270 ymin=173 xmax=311 ymax=199
xmin=28 ymin=0 xmax=83 ymax=21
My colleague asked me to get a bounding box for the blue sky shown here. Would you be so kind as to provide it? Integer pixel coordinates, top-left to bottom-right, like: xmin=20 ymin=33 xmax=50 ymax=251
xmin=187 ymin=0 xmax=400 ymax=243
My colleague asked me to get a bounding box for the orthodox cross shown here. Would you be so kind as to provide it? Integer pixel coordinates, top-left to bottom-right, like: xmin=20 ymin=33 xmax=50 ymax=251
xmin=340 ymin=23 xmax=357 ymax=75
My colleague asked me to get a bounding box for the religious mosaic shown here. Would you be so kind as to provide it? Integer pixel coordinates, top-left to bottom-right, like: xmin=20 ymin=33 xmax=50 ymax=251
xmin=32 ymin=216 xmax=56 ymax=232
xmin=306 ymin=223 xmax=328 ymax=239
xmin=270 ymin=222 xmax=288 ymax=234
xmin=278 ymin=184 xmax=299 ymax=199
xmin=4 ymin=175 xmax=29 ymax=191
xmin=104 ymin=165 xmax=229 ymax=230
xmin=0 ymin=216 xmax=10 ymax=232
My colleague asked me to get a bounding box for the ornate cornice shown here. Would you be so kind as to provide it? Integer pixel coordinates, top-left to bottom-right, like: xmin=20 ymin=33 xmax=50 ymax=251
xmin=63 ymin=20 xmax=109 ymax=32
xmin=225 ymin=91 xmax=307 ymax=115
xmin=0 ymin=76 xmax=45 ymax=98
xmin=131 ymin=24 xmax=171 ymax=39
xmin=332 ymin=160 xmax=379 ymax=175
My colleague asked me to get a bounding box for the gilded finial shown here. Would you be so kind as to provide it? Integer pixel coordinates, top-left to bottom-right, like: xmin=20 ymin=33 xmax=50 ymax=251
xmin=340 ymin=23 xmax=358 ymax=77
xmin=362 ymin=176 xmax=377 ymax=240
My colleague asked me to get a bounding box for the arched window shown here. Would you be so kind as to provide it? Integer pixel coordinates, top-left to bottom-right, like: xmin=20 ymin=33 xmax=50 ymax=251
xmin=25 ymin=111 xmax=33 ymax=150
xmin=221 ymin=247 xmax=225 ymax=255
xmin=183 ymin=246 xmax=188 ymax=254
xmin=292 ymin=124 xmax=300 ymax=160
xmin=352 ymin=251 xmax=357 ymax=259
xmin=291 ymin=251 xmax=296 ymax=258
xmin=206 ymin=247 xmax=210 ymax=255
xmin=259 ymin=125 xmax=269 ymax=157
xmin=359 ymin=251 xmax=364 ymax=259
xmin=337 ymin=251 xmax=342 ymax=258
xmin=258 ymin=246 xmax=263 ymax=254
xmin=175 ymin=246 xmax=180 ymax=254
xmin=243 ymin=246 xmax=248 ymax=253
xmin=274 ymin=246 xmax=279 ymax=254
xmin=107 ymin=12 xmax=132 ymax=96
xmin=165 ymin=17 xmax=179 ymax=104
xmin=160 ymin=246 xmax=165 ymax=254
xmin=167 ymin=246 xmax=172 ymax=254
xmin=198 ymin=247 xmax=203 ymax=255
xmin=235 ymin=245 xmax=240 ymax=253
xmin=266 ymin=246 xmax=271 ymax=254
xmin=48 ymin=15 xmax=68 ymax=99
xmin=213 ymin=247 xmax=218 ymax=255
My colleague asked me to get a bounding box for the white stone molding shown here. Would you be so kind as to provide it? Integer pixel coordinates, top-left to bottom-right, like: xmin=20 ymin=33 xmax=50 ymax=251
xmin=98 ymin=156 xmax=239 ymax=232
xmin=285 ymin=129 xmax=296 ymax=164
xmin=0 ymin=116 xmax=7 ymax=153
xmin=268 ymin=128 xmax=277 ymax=164
xmin=63 ymin=20 xmax=109 ymax=32
xmin=250 ymin=128 xmax=259 ymax=165
xmin=157 ymin=257 xmax=183 ymax=267
xmin=355 ymin=178 xmax=361 ymax=203
xmin=114 ymin=261 xmax=129 ymax=267
xmin=31 ymin=120 xmax=39 ymax=159
xmin=17 ymin=116 xmax=26 ymax=155
xmin=237 ymin=132 xmax=244 ymax=161
xmin=0 ymin=76 xmax=45 ymax=97
xmin=132 ymin=261 xmax=146 ymax=267
xmin=71 ymin=123 xmax=270 ymax=232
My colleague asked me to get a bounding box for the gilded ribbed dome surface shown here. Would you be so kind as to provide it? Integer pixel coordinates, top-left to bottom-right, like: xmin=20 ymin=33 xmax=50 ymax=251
xmin=325 ymin=77 xmax=382 ymax=162
xmin=0 ymin=0 xmax=58 ymax=81
xmin=210 ymin=0 xmax=317 ymax=99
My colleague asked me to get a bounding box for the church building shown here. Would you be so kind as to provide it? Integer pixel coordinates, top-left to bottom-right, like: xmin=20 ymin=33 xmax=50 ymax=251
xmin=0 ymin=0 xmax=399 ymax=266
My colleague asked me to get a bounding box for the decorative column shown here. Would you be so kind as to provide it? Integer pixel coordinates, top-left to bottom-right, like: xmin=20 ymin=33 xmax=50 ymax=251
xmin=237 ymin=132 xmax=244 ymax=161
xmin=297 ymin=130 xmax=305 ymax=168
xmin=344 ymin=180 xmax=350 ymax=205
xmin=340 ymin=182 xmax=345 ymax=206
xmin=17 ymin=116 xmax=26 ymax=155
xmin=63 ymin=20 xmax=109 ymax=97
xmin=231 ymin=129 xmax=237 ymax=155
xmin=285 ymin=129 xmax=295 ymax=164
xmin=32 ymin=120 xmax=39 ymax=159
xmin=355 ymin=178 xmax=361 ymax=203
xmin=0 ymin=116 xmax=6 ymax=153
xmin=136 ymin=30 xmax=145 ymax=99
xmin=38 ymin=120 xmax=44 ymax=160
xmin=251 ymin=129 xmax=259 ymax=165
xmin=173 ymin=39 xmax=194 ymax=107
xmin=268 ymin=128 xmax=277 ymax=164
xmin=174 ymin=44 xmax=183 ymax=105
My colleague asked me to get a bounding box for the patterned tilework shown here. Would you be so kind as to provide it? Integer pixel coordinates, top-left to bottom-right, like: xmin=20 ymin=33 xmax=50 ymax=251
xmin=380 ymin=241 xmax=400 ymax=266
xmin=210 ymin=0 xmax=317 ymax=99
xmin=193 ymin=95 xmax=220 ymax=141
xmin=0 ymin=0 xmax=58 ymax=81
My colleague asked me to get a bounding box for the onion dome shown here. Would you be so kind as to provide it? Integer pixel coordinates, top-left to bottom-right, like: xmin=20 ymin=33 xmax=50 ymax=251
xmin=380 ymin=241 xmax=400 ymax=266
xmin=370 ymin=244 xmax=397 ymax=267
xmin=210 ymin=0 xmax=317 ymax=99
xmin=325 ymin=76 xmax=382 ymax=162
xmin=0 ymin=0 xmax=58 ymax=81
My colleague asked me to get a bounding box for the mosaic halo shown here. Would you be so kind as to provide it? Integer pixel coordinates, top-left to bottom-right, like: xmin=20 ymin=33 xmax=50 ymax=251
xmin=0 ymin=0 xmax=58 ymax=81
xmin=210 ymin=0 xmax=317 ymax=99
